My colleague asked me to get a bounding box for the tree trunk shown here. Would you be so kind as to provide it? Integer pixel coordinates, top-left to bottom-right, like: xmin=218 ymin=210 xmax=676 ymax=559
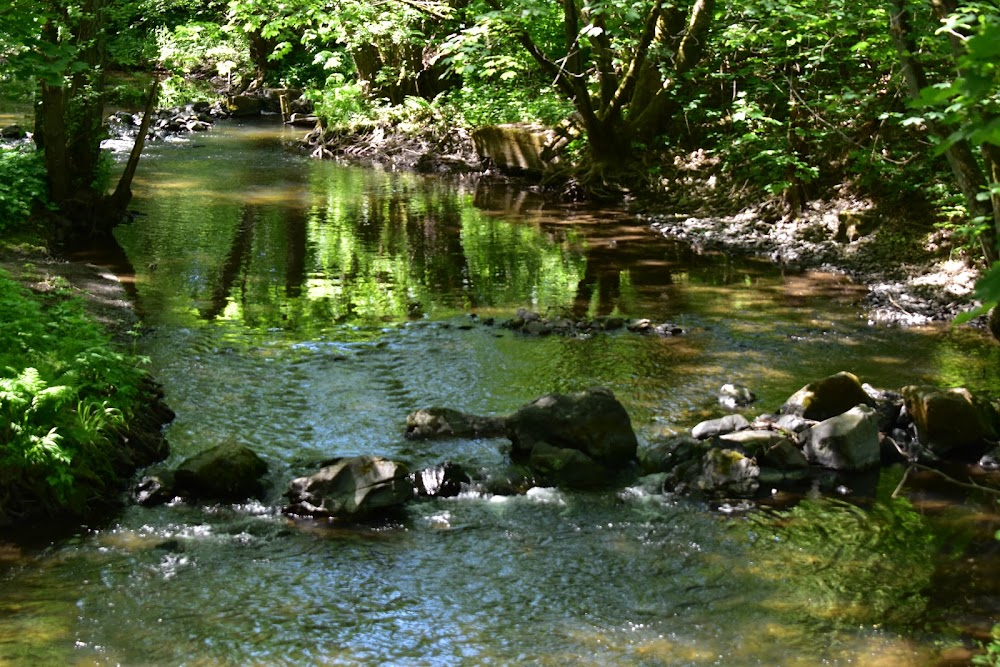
xmin=105 ymin=79 xmax=159 ymax=223
xmin=245 ymin=30 xmax=274 ymax=92
xmin=33 ymin=0 xmax=154 ymax=244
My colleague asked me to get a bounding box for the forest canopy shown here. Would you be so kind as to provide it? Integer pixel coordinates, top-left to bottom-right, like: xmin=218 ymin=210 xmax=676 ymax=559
xmin=0 ymin=0 xmax=997 ymax=268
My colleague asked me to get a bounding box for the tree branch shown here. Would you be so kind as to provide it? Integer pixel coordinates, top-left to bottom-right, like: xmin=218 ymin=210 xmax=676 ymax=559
xmin=606 ymin=0 xmax=663 ymax=119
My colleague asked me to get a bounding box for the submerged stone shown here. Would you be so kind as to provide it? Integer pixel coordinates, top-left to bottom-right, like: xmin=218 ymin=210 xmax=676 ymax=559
xmin=405 ymin=407 xmax=507 ymax=440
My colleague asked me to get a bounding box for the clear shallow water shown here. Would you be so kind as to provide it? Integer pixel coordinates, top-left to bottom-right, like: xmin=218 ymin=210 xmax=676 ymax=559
xmin=2 ymin=119 xmax=998 ymax=665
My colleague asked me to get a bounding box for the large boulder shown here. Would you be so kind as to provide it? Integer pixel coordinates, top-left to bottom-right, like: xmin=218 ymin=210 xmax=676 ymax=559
xmin=285 ymin=456 xmax=411 ymax=518
xmin=781 ymin=371 xmax=875 ymax=421
xmin=405 ymin=407 xmax=507 ymax=440
xmin=173 ymin=441 xmax=269 ymax=501
xmin=471 ymin=124 xmax=559 ymax=175
xmin=506 ymin=387 xmax=638 ymax=487
xmin=801 ymin=405 xmax=881 ymax=470
xmin=902 ymin=385 xmax=1000 ymax=457
xmin=527 ymin=441 xmax=609 ymax=488
xmin=227 ymin=95 xmax=263 ymax=117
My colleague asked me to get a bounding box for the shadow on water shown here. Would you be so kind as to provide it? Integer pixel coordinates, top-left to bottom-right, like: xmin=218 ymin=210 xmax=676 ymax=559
xmin=3 ymin=117 xmax=998 ymax=665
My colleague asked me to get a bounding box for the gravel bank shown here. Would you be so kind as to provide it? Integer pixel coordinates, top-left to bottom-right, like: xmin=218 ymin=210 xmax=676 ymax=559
xmin=642 ymin=201 xmax=985 ymax=327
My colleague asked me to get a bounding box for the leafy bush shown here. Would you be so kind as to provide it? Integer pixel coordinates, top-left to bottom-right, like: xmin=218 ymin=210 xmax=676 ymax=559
xmin=0 ymin=146 xmax=48 ymax=233
xmin=156 ymin=22 xmax=248 ymax=78
xmin=439 ymin=79 xmax=573 ymax=128
xmin=308 ymin=77 xmax=371 ymax=128
xmin=0 ymin=269 xmax=148 ymax=512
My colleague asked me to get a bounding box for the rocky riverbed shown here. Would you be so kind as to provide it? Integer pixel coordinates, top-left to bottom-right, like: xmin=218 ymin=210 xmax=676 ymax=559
xmin=642 ymin=199 xmax=987 ymax=328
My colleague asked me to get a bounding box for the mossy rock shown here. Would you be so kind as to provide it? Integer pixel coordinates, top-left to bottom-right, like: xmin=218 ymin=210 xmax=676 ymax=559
xmin=902 ymin=385 xmax=1000 ymax=457
xmin=174 ymin=441 xmax=269 ymax=501
xmin=781 ymin=371 xmax=875 ymax=421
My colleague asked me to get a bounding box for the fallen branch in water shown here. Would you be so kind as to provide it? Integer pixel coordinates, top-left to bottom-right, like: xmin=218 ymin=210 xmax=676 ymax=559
xmin=892 ymin=462 xmax=1000 ymax=498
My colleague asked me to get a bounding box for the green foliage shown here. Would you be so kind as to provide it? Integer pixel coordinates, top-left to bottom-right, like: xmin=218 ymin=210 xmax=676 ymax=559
xmin=308 ymin=78 xmax=370 ymax=128
xmin=974 ymin=506 xmax=1000 ymax=666
xmin=106 ymin=0 xmax=218 ymax=69
xmin=157 ymin=74 xmax=218 ymax=107
xmin=0 ymin=146 xmax=49 ymax=233
xmin=439 ymin=78 xmax=573 ymax=128
xmin=0 ymin=269 xmax=148 ymax=512
xmin=156 ymin=21 xmax=248 ymax=77
xmin=916 ymin=4 xmax=1000 ymax=151
xmin=703 ymin=0 xmax=907 ymax=199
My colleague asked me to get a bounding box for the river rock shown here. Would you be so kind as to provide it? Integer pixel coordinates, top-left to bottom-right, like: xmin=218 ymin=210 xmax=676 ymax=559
xmin=781 ymin=371 xmax=875 ymax=421
xmin=134 ymin=473 xmax=177 ymax=507
xmin=718 ymin=383 xmax=756 ymax=409
xmin=773 ymin=413 xmax=814 ymax=433
xmin=471 ymin=124 xmax=557 ymax=175
xmin=719 ymin=430 xmax=809 ymax=469
xmin=901 ymin=385 xmax=1000 ymax=457
xmin=405 ymin=407 xmax=507 ymax=439
xmin=506 ymin=387 xmax=638 ymax=487
xmin=527 ymin=441 xmax=609 ymax=487
xmin=638 ymin=435 xmax=708 ymax=475
xmin=173 ymin=441 xmax=269 ymax=500
xmin=695 ymin=448 xmax=759 ymax=496
xmin=692 ymin=414 xmax=750 ymax=439
xmin=1 ymin=124 xmax=26 ymax=139
xmin=979 ymin=446 xmax=1000 ymax=471
xmin=411 ymin=461 xmax=471 ymax=498
xmin=801 ymin=405 xmax=881 ymax=470
xmin=285 ymin=456 xmax=411 ymax=518
xmin=228 ymin=95 xmax=263 ymax=117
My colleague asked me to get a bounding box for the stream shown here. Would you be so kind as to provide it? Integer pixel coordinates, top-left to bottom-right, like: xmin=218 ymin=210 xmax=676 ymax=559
xmin=1 ymin=117 xmax=999 ymax=665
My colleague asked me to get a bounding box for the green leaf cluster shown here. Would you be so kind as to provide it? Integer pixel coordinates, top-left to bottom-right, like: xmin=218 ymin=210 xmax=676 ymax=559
xmin=0 ymin=269 xmax=148 ymax=514
xmin=0 ymin=147 xmax=49 ymax=233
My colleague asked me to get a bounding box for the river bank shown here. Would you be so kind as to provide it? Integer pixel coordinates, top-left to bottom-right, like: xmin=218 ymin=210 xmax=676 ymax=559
xmin=0 ymin=245 xmax=173 ymax=529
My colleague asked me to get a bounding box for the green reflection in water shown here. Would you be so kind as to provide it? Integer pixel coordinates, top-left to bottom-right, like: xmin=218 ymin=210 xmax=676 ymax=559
xmin=119 ymin=156 xmax=585 ymax=335
xmin=737 ymin=474 xmax=937 ymax=635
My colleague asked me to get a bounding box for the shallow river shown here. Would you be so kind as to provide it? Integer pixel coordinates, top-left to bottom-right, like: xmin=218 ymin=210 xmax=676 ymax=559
xmin=2 ymin=119 xmax=999 ymax=665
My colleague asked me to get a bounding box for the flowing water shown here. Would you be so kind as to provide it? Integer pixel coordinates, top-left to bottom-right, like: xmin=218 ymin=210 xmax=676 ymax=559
xmin=2 ymin=118 xmax=999 ymax=665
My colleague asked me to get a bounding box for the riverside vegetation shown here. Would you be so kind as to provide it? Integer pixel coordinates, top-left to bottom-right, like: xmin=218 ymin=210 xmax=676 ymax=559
xmin=1 ymin=2 xmax=1000 ymax=661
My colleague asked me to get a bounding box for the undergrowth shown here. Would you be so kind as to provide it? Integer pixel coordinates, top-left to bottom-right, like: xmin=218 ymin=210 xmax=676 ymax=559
xmin=0 ymin=268 xmax=150 ymax=522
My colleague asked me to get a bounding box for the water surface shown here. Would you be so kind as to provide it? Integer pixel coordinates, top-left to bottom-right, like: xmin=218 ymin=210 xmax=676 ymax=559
xmin=2 ymin=118 xmax=998 ymax=665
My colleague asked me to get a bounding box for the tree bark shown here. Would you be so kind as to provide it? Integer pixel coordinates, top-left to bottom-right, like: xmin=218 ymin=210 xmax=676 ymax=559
xmin=105 ymin=79 xmax=159 ymax=223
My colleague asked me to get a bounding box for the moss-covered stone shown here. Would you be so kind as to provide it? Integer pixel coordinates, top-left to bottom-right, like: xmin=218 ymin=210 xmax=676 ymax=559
xmin=781 ymin=371 xmax=875 ymax=421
